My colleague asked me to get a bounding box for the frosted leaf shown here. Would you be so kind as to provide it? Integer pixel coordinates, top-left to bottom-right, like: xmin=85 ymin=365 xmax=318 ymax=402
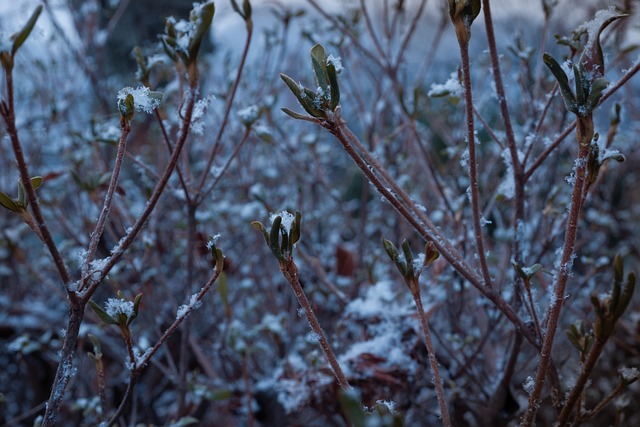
xmin=117 ymin=86 xmax=162 ymax=113
xmin=376 ymin=400 xmax=398 ymax=414
xmin=104 ymin=298 xmax=135 ymax=318
xmin=579 ymin=6 xmax=620 ymax=59
xmin=327 ymin=54 xmax=343 ymax=73
xmin=620 ymin=366 xmax=639 ymax=382
xmin=206 ymin=234 xmax=221 ymax=250
xmin=412 ymin=253 xmax=426 ymax=273
xmin=238 ymin=105 xmax=259 ymax=125
xmin=561 ymin=60 xmax=575 ymax=82
xmin=254 ymin=123 xmax=271 ymax=139
xmin=428 ymin=71 xmax=463 ymax=98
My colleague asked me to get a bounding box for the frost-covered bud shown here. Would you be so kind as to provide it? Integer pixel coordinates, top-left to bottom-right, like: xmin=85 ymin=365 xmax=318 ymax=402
xmin=117 ymin=86 xmax=163 ymax=121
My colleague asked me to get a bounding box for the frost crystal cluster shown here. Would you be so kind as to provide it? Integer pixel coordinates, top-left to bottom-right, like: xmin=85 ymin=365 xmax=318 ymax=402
xmin=117 ymin=86 xmax=162 ymax=113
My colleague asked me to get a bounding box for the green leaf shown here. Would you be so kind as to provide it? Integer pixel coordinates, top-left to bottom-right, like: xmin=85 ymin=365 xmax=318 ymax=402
xmin=217 ymin=271 xmax=229 ymax=304
xmin=281 ymin=108 xmax=312 ymax=120
xmin=339 ymin=389 xmax=367 ymax=427
xmin=133 ymin=46 xmax=149 ymax=83
xmin=280 ymin=73 xmax=303 ymax=98
xmin=187 ymin=2 xmax=215 ymax=62
xmin=0 ymin=192 xmax=20 ymax=212
xmin=127 ymin=293 xmax=143 ymax=325
xmin=401 ymin=240 xmax=414 ymax=278
xmin=613 ymin=253 xmax=624 ymax=283
xmin=584 ymin=77 xmax=609 ymax=113
xmin=251 ymin=221 xmax=270 ymax=246
xmin=327 ymin=61 xmax=340 ymax=110
xmin=15 ymin=176 xmax=42 ymax=207
xmin=290 ymin=211 xmax=301 ymax=245
xmin=614 ymin=272 xmax=635 ymax=320
xmin=17 ymin=180 xmax=26 ymax=207
xmin=87 ymin=334 xmax=103 ymax=359
xmin=310 ymin=44 xmax=329 ymax=94
xmin=580 ymin=12 xmax=627 ymax=79
xmin=280 ymin=228 xmax=289 ymax=256
xmin=118 ymin=93 xmax=135 ymax=121
xmin=30 ymin=176 xmax=43 ymax=190
xmin=566 ymin=323 xmax=582 ymax=352
xmin=269 ymin=215 xmax=282 ymax=258
xmin=425 ymin=241 xmax=440 ymax=266
xmin=230 ymin=0 xmax=242 ymax=15
xmin=382 ymin=238 xmax=399 ymax=262
xmin=243 ymin=0 xmax=252 ymax=20
xmin=89 ymin=300 xmax=118 ymax=325
xmin=543 ymin=53 xmax=578 ymax=114
xmin=10 ymin=4 xmax=43 ymax=56
xmin=573 ymin=64 xmax=585 ymax=106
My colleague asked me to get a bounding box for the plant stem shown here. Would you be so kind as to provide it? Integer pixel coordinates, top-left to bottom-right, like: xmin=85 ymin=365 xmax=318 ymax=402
xmin=0 ymin=70 xmax=71 ymax=286
xmin=107 ymin=266 xmax=222 ymax=425
xmin=480 ymin=0 xmax=526 ymax=265
xmin=412 ymin=289 xmax=451 ymax=427
xmin=556 ymin=335 xmax=608 ymax=425
xmin=280 ymin=258 xmax=351 ymax=390
xmin=42 ymin=298 xmax=84 ymax=426
xmin=521 ymin=118 xmax=592 ymax=427
xmin=81 ymin=118 xmax=131 ymax=288
xmin=578 ymin=378 xmax=628 ymax=424
xmin=324 ymin=118 xmax=538 ymax=349
xmin=458 ymin=36 xmax=492 ymax=288
xmin=88 ymin=84 xmax=199 ymax=290
xmin=196 ymin=14 xmax=253 ymax=200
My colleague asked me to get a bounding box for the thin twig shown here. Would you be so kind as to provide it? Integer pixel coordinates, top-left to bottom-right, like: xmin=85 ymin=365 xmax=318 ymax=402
xmin=0 ymin=73 xmax=71 ymax=286
xmin=458 ymin=37 xmax=492 ymax=288
xmin=412 ymin=290 xmax=452 ymax=427
xmin=195 ymin=16 xmax=253 ymax=200
xmin=521 ymin=120 xmax=591 ymax=426
xmin=280 ymin=257 xmax=351 ymax=390
xmin=81 ymin=118 xmax=131 ymax=287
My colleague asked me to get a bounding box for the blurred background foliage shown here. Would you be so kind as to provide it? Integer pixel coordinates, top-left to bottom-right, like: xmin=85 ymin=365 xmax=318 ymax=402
xmin=0 ymin=0 xmax=639 ymax=425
